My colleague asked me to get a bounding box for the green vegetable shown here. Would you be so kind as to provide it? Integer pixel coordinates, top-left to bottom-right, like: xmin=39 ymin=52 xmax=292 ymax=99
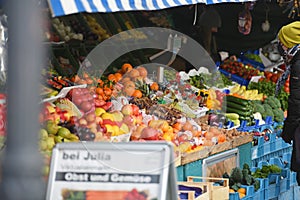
xmin=253 ymin=103 xmax=265 ymax=114
xmin=262 ymin=104 xmax=274 ymax=120
xmin=225 ymin=95 xmax=250 ymax=106
xmin=264 ymin=96 xmax=281 ymax=109
xmin=243 ymin=163 xmax=251 ymax=172
xmin=231 ymin=183 xmax=241 ymax=191
xmin=226 ymin=101 xmax=252 ymax=111
xmin=222 ymin=107 xmax=252 ymax=117
xmin=242 ymin=169 xmax=253 ymax=185
xmin=269 ymin=164 xmax=282 ymax=173
xmin=273 ymin=108 xmax=285 ymax=122
xmin=230 ymin=167 xmax=243 ymax=184
xmin=253 ymin=179 xmax=260 ymax=191
xmin=247 ymin=80 xmax=289 ymax=111
xmin=225 ymin=113 xmax=239 ymax=120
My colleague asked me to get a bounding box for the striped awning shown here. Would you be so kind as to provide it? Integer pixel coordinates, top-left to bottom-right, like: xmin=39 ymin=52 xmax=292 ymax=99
xmin=48 ymin=0 xmax=256 ymax=17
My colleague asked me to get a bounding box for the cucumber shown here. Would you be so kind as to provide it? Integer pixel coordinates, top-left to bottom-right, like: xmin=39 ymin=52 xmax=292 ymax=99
xmin=239 ymin=115 xmax=251 ymax=121
xmin=225 ymin=113 xmax=239 ymax=120
xmin=225 ymin=101 xmax=251 ymax=111
xmin=223 ymin=107 xmax=252 ymax=117
xmin=225 ymin=95 xmax=250 ymax=106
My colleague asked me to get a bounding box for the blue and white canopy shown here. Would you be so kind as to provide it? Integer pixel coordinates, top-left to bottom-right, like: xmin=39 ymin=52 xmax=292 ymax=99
xmin=48 ymin=0 xmax=256 ymax=17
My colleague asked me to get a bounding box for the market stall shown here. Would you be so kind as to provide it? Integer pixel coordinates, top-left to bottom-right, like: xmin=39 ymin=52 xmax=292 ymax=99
xmin=1 ymin=0 xmax=300 ymax=199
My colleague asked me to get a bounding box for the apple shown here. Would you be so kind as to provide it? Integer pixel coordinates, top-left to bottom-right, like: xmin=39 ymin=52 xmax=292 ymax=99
xmin=131 ymin=104 xmax=140 ymax=116
xmin=100 ymin=124 xmax=107 ymax=133
xmin=111 ymin=111 xmax=124 ymax=122
xmin=123 ymin=115 xmax=136 ymax=126
xmin=45 ymin=105 xmax=56 ymax=114
xmin=95 ymin=107 xmax=106 ymax=117
xmin=102 ymin=119 xmax=117 ymax=126
xmin=119 ymin=123 xmax=130 ymax=134
xmin=95 ymin=116 xmax=103 ymax=125
xmin=69 ymin=116 xmax=78 ymax=125
xmin=80 ymin=101 xmax=93 ymax=112
xmin=87 ymin=122 xmax=97 ymax=130
xmin=78 ymin=118 xmax=88 ymax=126
xmin=134 ymin=114 xmax=143 ymax=125
xmin=140 ymin=127 xmax=160 ymax=140
xmin=94 ymin=99 xmax=106 ymax=107
xmin=121 ymin=104 xmax=133 ymax=116
xmin=178 ymin=133 xmax=189 ymax=143
xmin=101 ymin=112 xmax=114 ymax=121
xmin=85 ymin=112 xmax=96 ymax=123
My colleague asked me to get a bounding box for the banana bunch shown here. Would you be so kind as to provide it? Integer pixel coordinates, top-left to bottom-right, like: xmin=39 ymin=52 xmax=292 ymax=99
xmin=206 ymin=89 xmax=221 ymax=110
xmin=230 ymin=84 xmax=263 ymax=100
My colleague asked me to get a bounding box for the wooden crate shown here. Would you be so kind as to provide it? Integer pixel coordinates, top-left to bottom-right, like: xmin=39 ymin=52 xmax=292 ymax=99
xmin=178 ymin=181 xmax=210 ymax=200
xmin=187 ymin=176 xmax=229 ymax=200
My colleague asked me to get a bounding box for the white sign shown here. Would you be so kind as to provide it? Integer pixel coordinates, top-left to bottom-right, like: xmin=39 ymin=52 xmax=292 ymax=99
xmin=46 ymin=142 xmax=178 ymax=200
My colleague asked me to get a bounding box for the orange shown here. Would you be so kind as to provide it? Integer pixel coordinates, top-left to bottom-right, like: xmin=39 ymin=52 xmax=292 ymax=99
xmin=150 ymin=82 xmax=159 ymax=91
xmin=217 ymin=134 xmax=226 ymax=143
xmin=103 ymin=87 xmax=112 ymax=96
xmin=237 ymin=188 xmax=246 ymax=195
xmin=128 ymin=69 xmax=140 ymax=79
xmin=86 ymin=78 xmax=94 ymax=85
xmin=172 ymin=122 xmax=182 ymax=131
xmin=132 ymin=89 xmax=143 ymax=98
xmin=136 ymin=66 xmax=148 ymax=78
xmin=96 ymin=87 xmax=103 ymax=95
xmin=114 ymin=73 xmax=122 ymax=82
xmin=108 ymin=74 xmax=117 ymax=82
xmin=123 ymin=81 xmax=136 ymax=96
xmin=121 ymin=63 xmax=133 ymax=74
xmin=182 ymin=121 xmax=193 ymax=131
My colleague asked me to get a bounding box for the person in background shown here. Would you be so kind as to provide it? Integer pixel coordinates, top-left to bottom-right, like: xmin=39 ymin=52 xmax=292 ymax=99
xmin=197 ymin=6 xmax=221 ymax=62
xmin=276 ymin=21 xmax=300 ymax=185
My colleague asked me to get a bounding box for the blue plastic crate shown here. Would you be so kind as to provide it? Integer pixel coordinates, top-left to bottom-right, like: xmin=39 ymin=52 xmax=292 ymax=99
xmin=219 ymin=69 xmax=249 ymax=86
xmin=290 ymin=171 xmax=297 ymax=187
xmin=253 ymin=178 xmax=267 ymax=200
xmin=266 ymin=173 xmax=281 ymax=199
xmin=241 ymin=57 xmax=265 ymax=71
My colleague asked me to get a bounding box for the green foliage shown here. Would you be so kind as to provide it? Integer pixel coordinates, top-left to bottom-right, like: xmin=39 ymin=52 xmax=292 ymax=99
xmin=269 ymin=164 xmax=282 ymax=173
xmin=253 ymin=179 xmax=260 ymax=191
xmin=252 ymin=164 xmax=282 ymax=179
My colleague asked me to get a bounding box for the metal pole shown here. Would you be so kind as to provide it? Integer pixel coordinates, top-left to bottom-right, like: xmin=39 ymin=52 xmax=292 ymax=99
xmin=0 ymin=0 xmax=45 ymax=199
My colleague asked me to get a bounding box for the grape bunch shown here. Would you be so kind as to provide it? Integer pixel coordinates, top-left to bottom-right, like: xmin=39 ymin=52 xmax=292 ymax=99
xmin=74 ymin=126 xmax=96 ymax=141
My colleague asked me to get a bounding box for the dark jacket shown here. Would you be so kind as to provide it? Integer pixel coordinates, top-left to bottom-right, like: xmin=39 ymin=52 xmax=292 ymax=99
xmin=281 ymin=51 xmax=300 ymax=172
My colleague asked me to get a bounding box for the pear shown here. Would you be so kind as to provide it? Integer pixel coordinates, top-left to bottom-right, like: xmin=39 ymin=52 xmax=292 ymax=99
xmin=46 ymin=137 xmax=55 ymax=150
xmin=46 ymin=121 xmax=59 ymax=135
xmin=39 ymin=140 xmax=48 ymax=151
xmin=57 ymin=127 xmax=72 ymax=139
xmin=39 ymin=128 xmax=48 ymax=141
xmin=54 ymin=135 xmax=64 ymax=143
xmin=69 ymin=134 xmax=79 ymax=142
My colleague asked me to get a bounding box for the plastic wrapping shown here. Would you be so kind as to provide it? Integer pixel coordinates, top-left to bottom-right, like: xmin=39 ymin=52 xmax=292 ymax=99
xmin=0 ymin=12 xmax=7 ymax=89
